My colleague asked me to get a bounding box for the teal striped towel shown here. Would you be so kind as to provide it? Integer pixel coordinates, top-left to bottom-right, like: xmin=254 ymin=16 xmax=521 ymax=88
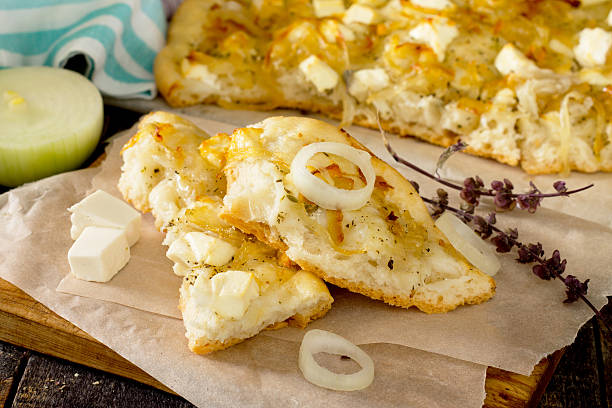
xmin=0 ymin=0 xmax=167 ymax=99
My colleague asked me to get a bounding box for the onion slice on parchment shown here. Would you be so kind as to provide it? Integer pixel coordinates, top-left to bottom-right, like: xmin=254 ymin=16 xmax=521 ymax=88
xmin=299 ymin=329 xmax=375 ymax=391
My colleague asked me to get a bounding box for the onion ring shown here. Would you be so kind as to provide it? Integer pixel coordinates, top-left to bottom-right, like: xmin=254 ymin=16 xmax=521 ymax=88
xmin=435 ymin=212 xmax=501 ymax=276
xmin=299 ymin=329 xmax=374 ymax=391
xmin=290 ymin=142 xmax=375 ymax=211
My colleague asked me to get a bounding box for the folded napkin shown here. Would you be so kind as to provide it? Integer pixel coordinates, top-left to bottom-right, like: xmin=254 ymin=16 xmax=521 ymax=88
xmin=0 ymin=0 xmax=167 ymax=99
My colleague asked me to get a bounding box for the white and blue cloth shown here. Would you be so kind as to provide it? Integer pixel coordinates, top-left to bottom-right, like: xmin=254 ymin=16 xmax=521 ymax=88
xmin=0 ymin=0 xmax=168 ymax=99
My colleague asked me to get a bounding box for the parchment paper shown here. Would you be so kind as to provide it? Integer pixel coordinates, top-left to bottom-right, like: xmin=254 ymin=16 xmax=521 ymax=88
xmin=0 ymin=165 xmax=487 ymax=408
xmin=1 ymin=109 xmax=610 ymax=406
xmin=62 ymin=108 xmax=611 ymax=374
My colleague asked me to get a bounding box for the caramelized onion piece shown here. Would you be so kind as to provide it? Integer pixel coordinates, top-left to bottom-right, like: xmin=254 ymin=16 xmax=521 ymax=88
xmin=290 ymin=142 xmax=375 ymax=211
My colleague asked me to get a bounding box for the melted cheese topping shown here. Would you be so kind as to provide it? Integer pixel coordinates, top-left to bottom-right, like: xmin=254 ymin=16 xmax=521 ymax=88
xmin=118 ymin=112 xmax=332 ymax=346
xmin=222 ymin=118 xmax=469 ymax=301
xmin=162 ymin=0 xmax=612 ymax=173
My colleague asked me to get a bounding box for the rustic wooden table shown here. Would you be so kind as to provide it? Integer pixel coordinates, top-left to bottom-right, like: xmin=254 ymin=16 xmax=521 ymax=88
xmin=0 ymin=296 xmax=609 ymax=408
xmin=0 ymin=106 xmax=609 ymax=408
xmin=0 ymin=278 xmax=609 ymax=408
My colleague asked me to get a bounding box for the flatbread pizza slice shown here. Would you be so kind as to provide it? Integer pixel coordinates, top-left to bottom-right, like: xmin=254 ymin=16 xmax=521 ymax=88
xmin=118 ymin=112 xmax=333 ymax=353
xmin=221 ymin=116 xmax=495 ymax=313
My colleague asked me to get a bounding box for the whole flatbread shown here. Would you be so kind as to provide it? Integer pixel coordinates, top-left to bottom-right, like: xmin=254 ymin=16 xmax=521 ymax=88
xmin=156 ymin=0 xmax=612 ymax=174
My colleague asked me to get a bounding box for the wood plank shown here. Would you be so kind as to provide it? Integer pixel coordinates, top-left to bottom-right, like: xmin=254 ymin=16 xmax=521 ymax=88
xmin=12 ymin=353 xmax=193 ymax=408
xmin=0 ymin=342 xmax=29 ymax=407
xmin=537 ymin=321 xmax=603 ymax=408
xmin=0 ymin=277 xmax=559 ymax=407
xmin=527 ymin=351 xmax=565 ymax=408
xmin=597 ymin=303 xmax=611 ymax=408
xmin=484 ymin=352 xmax=563 ymax=408
xmin=0 ymin=279 xmax=174 ymax=395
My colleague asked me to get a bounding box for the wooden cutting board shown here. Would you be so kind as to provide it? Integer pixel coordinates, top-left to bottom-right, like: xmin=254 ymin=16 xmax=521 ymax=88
xmin=0 ymin=277 xmax=561 ymax=408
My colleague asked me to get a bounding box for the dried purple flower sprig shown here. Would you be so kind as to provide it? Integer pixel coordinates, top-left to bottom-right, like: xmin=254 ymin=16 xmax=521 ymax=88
xmin=381 ymin=135 xmax=594 ymax=214
xmin=434 ymin=141 xmax=468 ymax=178
xmin=420 ymin=195 xmax=609 ymax=331
xmin=374 ymin=115 xmax=606 ymax=330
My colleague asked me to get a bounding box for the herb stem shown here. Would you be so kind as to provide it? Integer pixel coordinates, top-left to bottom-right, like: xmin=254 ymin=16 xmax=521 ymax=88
xmin=530 ymin=184 xmax=594 ymax=197
xmin=377 ymin=113 xmax=606 ymax=332
xmin=380 ymin=131 xmax=465 ymax=191
xmin=555 ymin=275 xmax=608 ymax=330
xmin=423 ymin=196 xmax=610 ymax=332
xmin=383 ymin=135 xmax=594 ymax=198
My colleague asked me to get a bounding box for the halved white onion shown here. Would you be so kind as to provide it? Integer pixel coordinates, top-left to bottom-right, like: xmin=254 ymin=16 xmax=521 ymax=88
xmin=299 ymin=329 xmax=374 ymax=391
xmin=434 ymin=212 xmax=501 ymax=276
xmin=0 ymin=66 xmax=103 ymax=187
xmin=290 ymin=142 xmax=375 ymax=210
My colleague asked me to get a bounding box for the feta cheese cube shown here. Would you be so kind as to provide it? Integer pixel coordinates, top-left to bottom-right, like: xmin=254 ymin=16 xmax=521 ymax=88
xmin=148 ymin=179 xmax=180 ymax=227
xmin=172 ymin=262 xmax=191 ymax=277
xmin=223 ymin=1 xmax=243 ymax=11
xmin=549 ymin=39 xmax=574 ymax=58
xmin=288 ymin=22 xmax=316 ymax=43
xmin=409 ymin=17 xmax=458 ymax=62
xmin=348 ymin=68 xmax=390 ymax=101
xmin=210 ymin=270 xmax=260 ymax=319
xmin=417 ymin=95 xmax=443 ymax=127
xmin=167 ymin=238 xmax=196 ymax=268
xmin=441 ymin=102 xmax=478 ymax=133
xmin=68 ymin=226 xmax=130 ymax=282
xmin=494 ymin=43 xmax=547 ymax=77
xmin=337 ymin=23 xmax=357 ymax=41
xmin=320 ymin=20 xmax=355 ymax=43
xmin=313 ymin=0 xmax=345 ymax=18
xmin=184 ymin=232 xmax=237 ymax=266
xmin=574 ymin=28 xmax=612 ymax=67
xmin=492 ymin=88 xmax=516 ymax=106
xmin=579 ymin=68 xmax=612 ymax=86
xmin=410 ymin=0 xmax=454 ymax=10
xmin=343 ymin=4 xmax=379 ymax=25
xmin=356 ymin=0 xmax=387 ymax=6
xmin=69 ymin=190 xmax=141 ymax=246
xmin=516 ymin=81 xmax=539 ymax=117
xmin=299 ymin=55 xmax=339 ymax=93
xmin=167 ymin=232 xmax=237 ymax=271
xmin=181 ymin=59 xmax=220 ymax=91
xmin=252 ymin=0 xmax=283 ymax=10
